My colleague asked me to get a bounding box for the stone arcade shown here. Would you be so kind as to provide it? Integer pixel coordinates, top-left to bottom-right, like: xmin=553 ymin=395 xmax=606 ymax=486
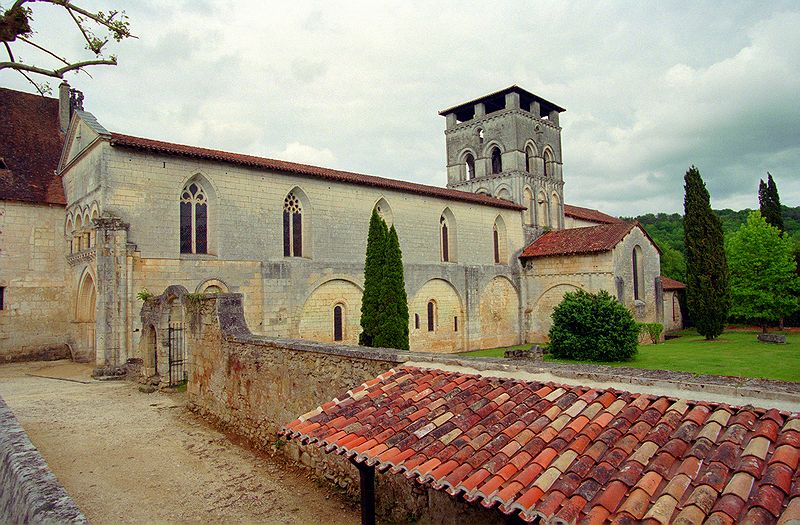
xmin=0 ymin=85 xmax=674 ymax=374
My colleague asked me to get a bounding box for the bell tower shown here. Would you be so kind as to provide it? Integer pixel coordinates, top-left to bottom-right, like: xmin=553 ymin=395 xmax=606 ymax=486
xmin=440 ymin=86 xmax=566 ymax=239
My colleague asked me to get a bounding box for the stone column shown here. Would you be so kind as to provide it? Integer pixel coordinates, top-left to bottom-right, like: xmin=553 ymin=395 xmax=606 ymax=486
xmin=505 ymin=92 xmax=521 ymax=110
xmin=445 ymin=113 xmax=457 ymax=129
xmin=474 ymin=103 xmax=486 ymax=118
xmin=549 ymin=110 xmax=560 ymax=127
xmin=529 ymin=100 xmax=541 ymax=117
xmin=94 ymin=216 xmax=130 ymax=368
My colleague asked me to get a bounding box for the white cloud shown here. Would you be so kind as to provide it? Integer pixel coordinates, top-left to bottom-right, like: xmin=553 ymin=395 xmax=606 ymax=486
xmin=273 ymin=142 xmax=336 ymax=167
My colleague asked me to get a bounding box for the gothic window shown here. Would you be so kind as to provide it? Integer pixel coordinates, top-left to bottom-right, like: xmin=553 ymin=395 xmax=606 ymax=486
xmin=440 ymin=215 xmax=449 ymax=262
xmin=333 ymin=304 xmax=343 ymax=341
xmin=180 ymin=182 xmax=208 ymax=254
xmin=283 ymin=192 xmax=303 ymax=257
xmin=427 ymin=301 xmax=436 ymax=332
xmin=543 ymin=148 xmax=554 ymax=178
xmin=632 ymin=245 xmax=644 ymax=300
xmin=465 ymin=153 xmax=475 ymax=180
xmin=493 ymin=225 xmax=500 ymax=264
xmin=491 ymin=147 xmax=502 ymax=174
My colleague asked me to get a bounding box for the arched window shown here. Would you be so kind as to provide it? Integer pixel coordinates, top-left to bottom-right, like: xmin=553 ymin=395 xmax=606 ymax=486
xmin=525 ymin=145 xmax=534 ymax=173
xmin=180 ymin=182 xmax=208 ymax=254
xmin=333 ymin=304 xmax=343 ymax=341
xmin=543 ymin=148 xmax=554 ymax=178
xmin=493 ymin=225 xmax=500 ymax=264
xmin=283 ymin=191 xmax=303 ymax=257
xmin=523 ymin=187 xmax=534 ymax=225
xmin=465 ymin=153 xmax=475 ymax=180
xmin=493 ymin=216 xmax=508 ymax=264
xmin=632 ymin=245 xmax=644 ymax=300
xmin=477 ymin=128 xmax=485 ymax=143
xmin=550 ymin=192 xmax=561 ymax=229
xmin=537 ymin=191 xmax=549 ymax=227
xmin=491 ymin=147 xmax=502 ymax=174
xmin=414 ymin=313 xmax=420 ymax=330
xmin=427 ymin=301 xmax=436 ymax=332
xmin=440 ymin=215 xmax=449 ymax=262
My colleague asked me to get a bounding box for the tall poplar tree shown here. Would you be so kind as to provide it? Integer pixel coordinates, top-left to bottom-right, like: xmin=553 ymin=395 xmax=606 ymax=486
xmin=759 ymin=173 xmax=784 ymax=232
xmin=359 ymin=210 xmax=388 ymax=346
xmin=373 ymin=225 xmax=409 ymax=350
xmin=683 ymin=166 xmax=730 ymax=340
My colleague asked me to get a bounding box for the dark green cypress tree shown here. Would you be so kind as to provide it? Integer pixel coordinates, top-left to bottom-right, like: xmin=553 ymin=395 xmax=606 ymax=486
xmin=359 ymin=210 xmax=387 ymax=346
xmin=373 ymin=225 xmax=409 ymax=350
xmin=683 ymin=166 xmax=730 ymax=339
xmin=759 ymin=173 xmax=784 ymax=232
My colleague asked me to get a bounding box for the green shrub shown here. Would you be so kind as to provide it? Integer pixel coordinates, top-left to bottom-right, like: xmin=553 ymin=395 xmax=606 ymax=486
xmin=638 ymin=322 xmax=664 ymax=344
xmin=548 ymin=289 xmax=639 ymax=361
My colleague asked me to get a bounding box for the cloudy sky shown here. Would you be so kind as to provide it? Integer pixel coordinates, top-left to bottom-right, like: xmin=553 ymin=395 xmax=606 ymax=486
xmin=3 ymin=1 xmax=799 ymax=215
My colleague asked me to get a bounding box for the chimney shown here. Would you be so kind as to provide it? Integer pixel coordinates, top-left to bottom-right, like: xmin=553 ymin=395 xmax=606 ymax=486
xmin=58 ymin=81 xmax=71 ymax=133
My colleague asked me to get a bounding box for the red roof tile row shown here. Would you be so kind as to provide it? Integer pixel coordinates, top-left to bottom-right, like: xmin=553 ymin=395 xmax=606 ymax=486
xmin=563 ymin=204 xmax=622 ymax=225
xmin=108 ymin=133 xmax=525 ymax=211
xmin=521 ymin=222 xmax=640 ymax=258
xmin=283 ymin=366 xmax=800 ymax=524
xmin=661 ymin=276 xmax=687 ymax=291
xmin=0 ymin=88 xmax=66 ymax=205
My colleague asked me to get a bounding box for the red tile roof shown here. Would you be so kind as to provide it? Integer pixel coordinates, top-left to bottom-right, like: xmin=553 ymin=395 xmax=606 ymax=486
xmin=0 ymin=88 xmax=65 ymax=205
xmin=108 ymin=133 xmax=524 ymax=211
xmin=564 ymin=204 xmax=622 ymax=225
xmin=661 ymin=276 xmax=687 ymax=291
xmin=521 ymin=222 xmax=639 ymax=258
xmin=282 ymin=366 xmax=800 ymax=524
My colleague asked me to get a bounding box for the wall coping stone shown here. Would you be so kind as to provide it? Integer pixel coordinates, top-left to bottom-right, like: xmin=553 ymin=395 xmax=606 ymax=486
xmin=0 ymin=396 xmax=87 ymax=524
xmin=210 ymin=293 xmax=800 ymax=410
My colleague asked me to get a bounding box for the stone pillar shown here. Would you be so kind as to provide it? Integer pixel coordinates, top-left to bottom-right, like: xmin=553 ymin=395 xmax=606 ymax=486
xmin=655 ymin=277 xmax=664 ymax=325
xmin=94 ymin=216 xmax=130 ymax=368
xmin=463 ymin=266 xmax=481 ymax=351
xmin=474 ymin=103 xmax=486 ymax=118
xmin=529 ymin=100 xmax=541 ymax=117
xmin=445 ymin=113 xmax=457 ymax=130
xmin=505 ymin=92 xmax=521 ymax=110
xmin=549 ymin=110 xmax=560 ymax=127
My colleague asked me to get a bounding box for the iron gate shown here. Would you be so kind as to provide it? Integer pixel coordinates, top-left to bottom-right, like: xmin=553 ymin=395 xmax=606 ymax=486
xmin=168 ymin=322 xmax=188 ymax=386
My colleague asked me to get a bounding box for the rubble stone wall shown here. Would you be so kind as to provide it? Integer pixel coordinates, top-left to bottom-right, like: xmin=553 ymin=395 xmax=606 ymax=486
xmin=0 ymin=396 xmax=86 ymax=524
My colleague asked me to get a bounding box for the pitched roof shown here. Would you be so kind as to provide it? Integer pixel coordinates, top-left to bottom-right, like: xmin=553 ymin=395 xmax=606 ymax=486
xmin=0 ymin=88 xmax=65 ymax=205
xmin=662 ymin=276 xmax=687 ymax=291
xmin=283 ymin=366 xmax=800 ymax=524
xmin=107 ymin=133 xmax=524 ymax=211
xmin=438 ymin=85 xmax=566 ymax=117
xmin=520 ymin=222 xmax=639 ymax=258
xmin=563 ymin=204 xmax=622 ymax=225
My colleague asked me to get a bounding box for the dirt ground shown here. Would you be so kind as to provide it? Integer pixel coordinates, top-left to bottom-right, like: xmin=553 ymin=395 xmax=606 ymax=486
xmin=0 ymin=360 xmax=360 ymax=524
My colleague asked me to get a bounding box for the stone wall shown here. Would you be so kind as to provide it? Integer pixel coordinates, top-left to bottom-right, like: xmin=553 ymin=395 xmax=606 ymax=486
xmin=0 ymin=396 xmax=86 ymax=524
xmin=187 ymin=294 xmax=504 ymax=524
xmin=0 ymin=201 xmax=71 ymax=363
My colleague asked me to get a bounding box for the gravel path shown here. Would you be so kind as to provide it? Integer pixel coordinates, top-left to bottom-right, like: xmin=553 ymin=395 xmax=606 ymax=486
xmin=0 ymin=360 xmax=359 ymax=524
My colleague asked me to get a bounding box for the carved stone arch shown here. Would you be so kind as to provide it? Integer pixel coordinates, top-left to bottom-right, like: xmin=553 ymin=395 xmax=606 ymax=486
xmin=180 ymin=173 xmax=216 ymax=255
xmin=283 ymin=185 xmax=313 ymax=258
xmin=179 ymin=171 xmax=218 ymax=202
xmin=439 ymin=207 xmax=458 ymax=262
xmin=537 ymin=190 xmax=549 ymax=227
xmin=479 ymin=275 xmax=520 ymax=349
xmin=195 ymin=278 xmax=229 ymax=294
xmin=298 ymin=278 xmax=363 ymax=344
xmin=75 ymin=266 xmax=97 ymax=362
xmin=494 ymin=184 xmax=513 ymax=202
xmin=65 ymin=215 xmax=74 ymax=236
xmin=409 ymin=278 xmax=465 ymax=353
xmin=475 ymin=187 xmax=491 ymax=196
xmin=373 ymin=197 xmax=394 ymax=226
xmin=459 ymin=148 xmax=478 ymax=181
xmin=482 ymin=140 xmax=505 ymax=156
xmin=542 ymin=146 xmax=556 ymax=178
xmin=524 ymin=140 xmax=539 ymax=174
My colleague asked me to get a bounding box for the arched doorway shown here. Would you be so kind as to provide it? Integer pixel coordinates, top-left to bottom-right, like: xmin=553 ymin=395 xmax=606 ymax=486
xmin=76 ymin=271 xmax=97 ymax=363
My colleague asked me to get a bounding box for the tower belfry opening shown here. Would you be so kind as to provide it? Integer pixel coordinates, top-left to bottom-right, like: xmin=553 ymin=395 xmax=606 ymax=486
xmin=440 ymin=86 xmax=566 ymax=239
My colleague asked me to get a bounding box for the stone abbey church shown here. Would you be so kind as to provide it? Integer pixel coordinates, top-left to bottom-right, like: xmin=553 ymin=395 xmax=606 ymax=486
xmin=0 ymin=84 xmax=683 ymax=371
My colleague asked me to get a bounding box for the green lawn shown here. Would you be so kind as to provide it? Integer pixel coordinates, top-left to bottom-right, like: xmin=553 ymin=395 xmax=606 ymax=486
xmin=458 ymin=330 xmax=800 ymax=382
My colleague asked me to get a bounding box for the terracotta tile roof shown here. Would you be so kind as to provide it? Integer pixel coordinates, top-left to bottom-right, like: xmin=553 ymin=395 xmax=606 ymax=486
xmin=282 ymin=366 xmax=800 ymax=524
xmin=107 ymin=133 xmax=524 ymax=211
xmin=0 ymin=88 xmax=65 ymax=205
xmin=520 ymin=222 xmax=639 ymax=258
xmin=661 ymin=276 xmax=687 ymax=291
xmin=564 ymin=204 xmax=623 ymax=225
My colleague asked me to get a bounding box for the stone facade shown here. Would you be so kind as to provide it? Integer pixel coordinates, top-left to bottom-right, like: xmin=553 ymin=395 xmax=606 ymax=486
xmin=0 ymin=201 xmax=71 ymax=362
